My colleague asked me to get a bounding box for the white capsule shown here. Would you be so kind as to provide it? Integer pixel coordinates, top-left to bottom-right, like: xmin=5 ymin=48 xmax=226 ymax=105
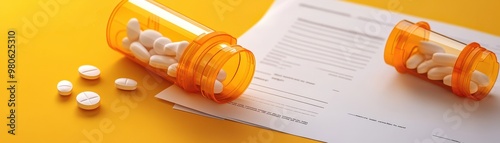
xmin=127 ymin=18 xmax=141 ymax=41
xmin=469 ymin=81 xmax=479 ymax=94
xmin=175 ymin=41 xmax=189 ymax=61
xmin=443 ymin=74 xmax=480 ymax=94
xmin=406 ymin=53 xmax=425 ymax=69
xmin=417 ymin=60 xmax=439 ymax=74
xmin=130 ymin=42 xmax=151 ymax=63
xmin=139 ymin=29 xmax=163 ymax=48
xmin=214 ymin=80 xmax=224 ymax=94
xmin=217 ymin=69 xmax=227 ymax=81
xmin=149 ymin=55 xmax=177 ymax=69
xmin=76 ymin=91 xmax=101 ymax=110
xmin=114 ymin=78 xmax=138 ymax=91
xmin=427 ymin=66 xmax=453 ymax=80
xmin=432 ymin=53 xmax=457 ymax=67
xmin=443 ymin=74 xmax=452 ymax=86
xmin=167 ymin=63 xmax=178 ymax=77
xmin=78 ymin=65 xmax=101 ymax=80
xmin=419 ymin=41 xmax=445 ymax=56
xmin=472 ymin=70 xmax=490 ymax=87
xmin=122 ymin=37 xmax=131 ymax=51
xmin=57 ymin=80 xmax=73 ymax=96
xmin=154 ymin=37 xmax=176 ymax=56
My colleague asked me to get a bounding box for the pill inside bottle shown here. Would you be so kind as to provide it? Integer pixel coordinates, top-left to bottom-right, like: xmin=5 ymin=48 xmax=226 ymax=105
xmin=106 ymin=0 xmax=255 ymax=103
xmin=384 ymin=20 xmax=499 ymax=100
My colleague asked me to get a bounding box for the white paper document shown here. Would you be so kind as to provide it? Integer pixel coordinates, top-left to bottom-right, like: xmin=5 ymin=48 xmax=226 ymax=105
xmin=156 ymin=0 xmax=500 ymax=142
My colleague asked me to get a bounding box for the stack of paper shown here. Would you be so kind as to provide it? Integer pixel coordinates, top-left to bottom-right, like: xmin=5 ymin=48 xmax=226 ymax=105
xmin=157 ymin=0 xmax=500 ymax=142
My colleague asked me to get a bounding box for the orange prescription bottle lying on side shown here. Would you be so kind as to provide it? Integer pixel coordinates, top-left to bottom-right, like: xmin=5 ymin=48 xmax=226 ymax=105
xmin=384 ymin=20 xmax=499 ymax=100
xmin=106 ymin=0 xmax=256 ymax=103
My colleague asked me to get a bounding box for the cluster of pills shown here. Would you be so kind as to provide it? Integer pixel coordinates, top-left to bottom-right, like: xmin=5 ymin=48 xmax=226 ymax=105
xmin=405 ymin=41 xmax=490 ymax=94
xmin=56 ymin=65 xmax=138 ymax=110
xmin=121 ymin=18 xmax=225 ymax=94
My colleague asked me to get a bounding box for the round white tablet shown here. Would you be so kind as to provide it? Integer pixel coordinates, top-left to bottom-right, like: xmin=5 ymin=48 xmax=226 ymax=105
xmin=217 ymin=69 xmax=227 ymax=81
xmin=57 ymin=80 xmax=73 ymax=96
xmin=214 ymin=80 xmax=224 ymax=94
xmin=115 ymin=78 xmax=138 ymax=90
xmin=78 ymin=65 xmax=101 ymax=80
xmin=76 ymin=91 xmax=101 ymax=110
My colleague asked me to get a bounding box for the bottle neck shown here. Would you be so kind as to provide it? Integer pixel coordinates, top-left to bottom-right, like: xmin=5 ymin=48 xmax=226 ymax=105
xmin=176 ymin=32 xmax=255 ymax=103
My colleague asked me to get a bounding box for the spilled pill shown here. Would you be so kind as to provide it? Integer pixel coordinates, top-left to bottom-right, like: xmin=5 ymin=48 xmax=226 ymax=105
xmin=78 ymin=65 xmax=101 ymax=80
xmin=472 ymin=70 xmax=490 ymax=87
xmin=432 ymin=53 xmax=457 ymax=67
xmin=406 ymin=53 xmax=425 ymax=69
xmin=427 ymin=66 xmax=453 ymax=80
xmin=139 ymin=29 xmax=163 ymax=48
xmin=214 ymin=80 xmax=224 ymax=94
xmin=57 ymin=80 xmax=73 ymax=96
xmin=76 ymin=91 xmax=101 ymax=110
xmin=127 ymin=18 xmax=141 ymax=41
xmin=419 ymin=41 xmax=445 ymax=56
xmin=175 ymin=41 xmax=189 ymax=61
xmin=130 ymin=42 xmax=151 ymax=63
xmin=149 ymin=55 xmax=177 ymax=69
xmin=115 ymin=78 xmax=137 ymax=90
xmin=167 ymin=63 xmax=178 ymax=77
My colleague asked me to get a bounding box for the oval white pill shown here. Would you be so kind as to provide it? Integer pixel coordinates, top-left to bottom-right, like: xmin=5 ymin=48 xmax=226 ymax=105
xmin=167 ymin=63 xmax=178 ymax=77
xmin=214 ymin=80 xmax=223 ymax=94
xmin=122 ymin=37 xmax=131 ymax=51
xmin=443 ymin=74 xmax=452 ymax=86
xmin=175 ymin=41 xmax=189 ymax=61
xmin=432 ymin=53 xmax=457 ymax=67
xmin=427 ymin=66 xmax=453 ymax=80
xmin=159 ymin=42 xmax=179 ymax=56
xmin=149 ymin=55 xmax=177 ymax=69
xmin=127 ymin=18 xmax=141 ymax=41
xmin=469 ymin=81 xmax=479 ymax=94
xmin=406 ymin=53 xmax=425 ymax=69
xmin=57 ymin=80 xmax=73 ymax=96
xmin=139 ymin=29 xmax=163 ymax=48
xmin=153 ymin=37 xmax=175 ymax=55
xmin=419 ymin=41 xmax=445 ymax=56
xmin=78 ymin=65 xmax=101 ymax=80
xmin=130 ymin=42 xmax=151 ymax=63
xmin=471 ymin=70 xmax=490 ymax=87
xmin=417 ymin=60 xmax=439 ymax=74
xmin=76 ymin=91 xmax=101 ymax=110
xmin=115 ymin=78 xmax=138 ymax=90
xmin=217 ymin=69 xmax=227 ymax=81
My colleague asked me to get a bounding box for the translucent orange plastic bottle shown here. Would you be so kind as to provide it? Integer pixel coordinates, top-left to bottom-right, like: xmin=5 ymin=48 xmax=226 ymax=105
xmin=384 ymin=20 xmax=499 ymax=100
xmin=106 ymin=0 xmax=256 ymax=103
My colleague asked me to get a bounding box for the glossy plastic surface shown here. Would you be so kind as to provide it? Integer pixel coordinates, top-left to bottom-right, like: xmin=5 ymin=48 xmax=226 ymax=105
xmin=106 ymin=0 xmax=255 ymax=103
xmin=384 ymin=20 xmax=499 ymax=100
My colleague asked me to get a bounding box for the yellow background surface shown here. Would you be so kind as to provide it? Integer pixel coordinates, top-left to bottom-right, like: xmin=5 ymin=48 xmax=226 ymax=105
xmin=0 ymin=0 xmax=499 ymax=143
